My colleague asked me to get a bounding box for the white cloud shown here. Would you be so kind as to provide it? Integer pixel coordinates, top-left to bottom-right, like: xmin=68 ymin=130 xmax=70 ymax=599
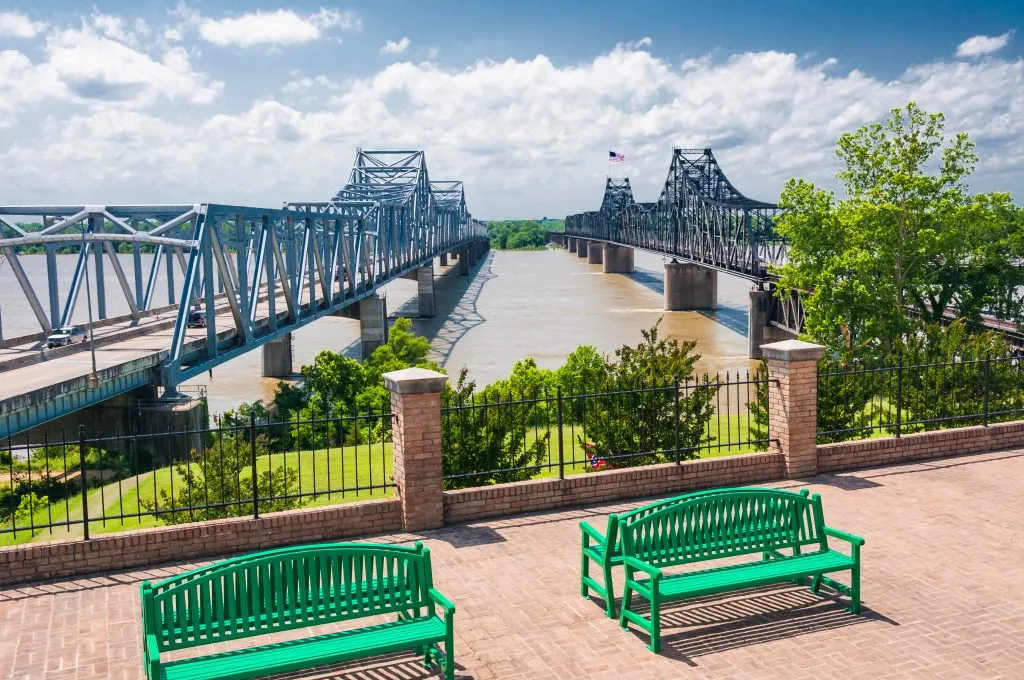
xmin=2 ymin=38 xmax=1024 ymax=219
xmin=198 ymin=8 xmax=360 ymax=47
xmin=956 ymin=32 xmax=1013 ymax=58
xmin=0 ymin=11 xmax=46 ymax=38
xmin=0 ymin=19 xmax=222 ymax=127
xmin=380 ymin=37 xmax=411 ymax=55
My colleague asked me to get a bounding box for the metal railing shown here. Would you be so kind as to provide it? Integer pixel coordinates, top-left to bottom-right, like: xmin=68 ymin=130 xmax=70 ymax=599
xmin=0 ymin=409 xmax=392 ymax=545
xmin=817 ymin=354 xmax=1024 ymax=442
xmin=440 ymin=371 xmax=772 ymax=489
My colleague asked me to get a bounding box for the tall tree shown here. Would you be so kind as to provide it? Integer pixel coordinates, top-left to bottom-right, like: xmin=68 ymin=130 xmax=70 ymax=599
xmin=776 ymin=102 xmax=1024 ymax=353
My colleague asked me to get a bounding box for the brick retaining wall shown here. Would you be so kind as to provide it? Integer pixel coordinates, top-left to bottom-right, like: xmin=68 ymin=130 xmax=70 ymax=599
xmin=443 ymin=452 xmax=783 ymax=524
xmin=817 ymin=420 xmax=1024 ymax=472
xmin=0 ymin=498 xmax=401 ymax=585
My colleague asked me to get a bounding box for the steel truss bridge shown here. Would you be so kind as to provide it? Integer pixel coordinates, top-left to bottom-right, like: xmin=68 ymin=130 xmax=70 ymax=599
xmin=0 ymin=149 xmax=487 ymax=398
xmin=566 ymin=148 xmax=786 ymax=281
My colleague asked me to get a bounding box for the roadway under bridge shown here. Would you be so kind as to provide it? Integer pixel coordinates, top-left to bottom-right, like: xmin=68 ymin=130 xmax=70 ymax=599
xmin=561 ymin=147 xmax=797 ymax=358
xmin=0 ymin=150 xmax=489 ymax=443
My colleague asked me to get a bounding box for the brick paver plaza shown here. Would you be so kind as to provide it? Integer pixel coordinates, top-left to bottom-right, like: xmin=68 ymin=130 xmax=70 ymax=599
xmin=3 ymin=449 xmax=1024 ymax=679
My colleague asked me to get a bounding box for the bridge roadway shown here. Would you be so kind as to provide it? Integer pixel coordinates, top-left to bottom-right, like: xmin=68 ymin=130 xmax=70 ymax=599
xmin=0 ymin=242 xmax=486 ymax=441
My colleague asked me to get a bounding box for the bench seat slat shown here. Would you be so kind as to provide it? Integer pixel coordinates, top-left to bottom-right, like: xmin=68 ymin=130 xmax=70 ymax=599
xmin=634 ymin=549 xmax=854 ymax=599
xmin=159 ymin=616 xmax=446 ymax=680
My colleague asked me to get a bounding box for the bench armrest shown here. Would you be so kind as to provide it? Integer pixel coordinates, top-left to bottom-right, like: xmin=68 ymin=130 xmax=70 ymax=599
xmin=825 ymin=527 xmax=865 ymax=547
xmin=429 ymin=588 xmax=456 ymax=615
xmin=623 ymin=556 xmax=662 ymax=580
xmin=579 ymin=521 xmax=607 ymax=546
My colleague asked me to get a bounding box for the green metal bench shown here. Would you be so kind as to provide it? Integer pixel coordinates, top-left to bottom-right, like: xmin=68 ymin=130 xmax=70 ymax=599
xmin=618 ymin=488 xmax=864 ymax=653
xmin=580 ymin=488 xmax=729 ymax=617
xmin=140 ymin=542 xmax=456 ymax=680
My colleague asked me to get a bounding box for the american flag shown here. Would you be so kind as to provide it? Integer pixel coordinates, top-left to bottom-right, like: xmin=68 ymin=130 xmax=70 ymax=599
xmin=609 ymin=151 xmax=625 ymax=163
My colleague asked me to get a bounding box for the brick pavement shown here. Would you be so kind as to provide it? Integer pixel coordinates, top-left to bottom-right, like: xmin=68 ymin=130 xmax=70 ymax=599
xmin=3 ymin=448 xmax=1024 ymax=679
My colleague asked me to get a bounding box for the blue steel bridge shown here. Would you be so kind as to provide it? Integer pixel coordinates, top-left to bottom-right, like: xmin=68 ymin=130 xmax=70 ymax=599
xmin=0 ymin=150 xmax=489 ymax=440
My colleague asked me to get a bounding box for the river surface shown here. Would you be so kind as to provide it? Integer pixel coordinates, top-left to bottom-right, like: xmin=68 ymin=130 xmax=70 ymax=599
xmin=0 ymin=249 xmax=758 ymax=414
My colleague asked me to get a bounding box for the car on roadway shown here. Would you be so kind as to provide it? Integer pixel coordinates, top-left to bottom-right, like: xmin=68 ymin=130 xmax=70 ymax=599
xmin=186 ymin=308 xmax=207 ymax=328
xmin=45 ymin=325 xmax=89 ymax=348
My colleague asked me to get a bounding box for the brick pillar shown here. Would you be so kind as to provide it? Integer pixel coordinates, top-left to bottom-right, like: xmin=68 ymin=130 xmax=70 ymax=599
xmin=762 ymin=340 xmax=825 ymax=478
xmin=384 ymin=367 xmax=448 ymax=531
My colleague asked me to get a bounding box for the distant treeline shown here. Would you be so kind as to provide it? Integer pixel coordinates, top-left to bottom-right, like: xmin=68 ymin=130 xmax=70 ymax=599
xmin=486 ymin=219 xmax=564 ymax=250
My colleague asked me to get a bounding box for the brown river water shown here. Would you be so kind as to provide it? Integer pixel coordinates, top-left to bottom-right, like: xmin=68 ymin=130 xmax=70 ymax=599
xmin=0 ymin=249 xmax=758 ymax=414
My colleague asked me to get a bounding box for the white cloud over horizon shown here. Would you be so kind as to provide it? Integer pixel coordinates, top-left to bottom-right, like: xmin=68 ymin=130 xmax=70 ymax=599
xmin=0 ymin=11 xmax=46 ymax=38
xmin=380 ymin=37 xmax=411 ymax=55
xmin=956 ymin=31 xmax=1013 ymax=57
xmin=198 ymin=8 xmax=360 ymax=47
xmin=0 ymin=12 xmax=1022 ymax=220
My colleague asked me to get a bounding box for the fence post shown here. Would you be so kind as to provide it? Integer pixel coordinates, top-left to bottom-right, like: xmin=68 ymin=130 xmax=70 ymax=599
xmin=78 ymin=425 xmax=90 ymax=540
xmin=556 ymin=387 xmax=565 ymax=479
xmin=250 ymin=414 xmax=259 ymax=519
xmin=983 ymin=352 xmax=991 ymax=427
xmin=762 ymin=340 xmax=825 ymax=479
xmin=383 ymin=367 xmax=448 ymax=531
xmin=895 ymin=353 xmax=903 ymax=438
xmin=673 ymin=379 xmax=681 ymax=465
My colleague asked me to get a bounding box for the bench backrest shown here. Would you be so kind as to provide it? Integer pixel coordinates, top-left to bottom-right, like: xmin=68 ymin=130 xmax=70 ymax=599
xmin=140 ymin=542 xmax=434 ymax=653
xmin=604 ymin=487 xmax=753 ymax=559
xmin=621 ymin=488 xmax=826 ymax=569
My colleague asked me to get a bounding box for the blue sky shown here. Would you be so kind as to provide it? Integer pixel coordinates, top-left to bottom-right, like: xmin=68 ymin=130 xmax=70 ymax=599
xmin=0 ymin=1 xmax=1021 ymax=218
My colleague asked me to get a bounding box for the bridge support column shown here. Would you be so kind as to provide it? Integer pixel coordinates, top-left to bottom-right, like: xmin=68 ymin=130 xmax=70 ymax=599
xmin=467 ymin=243 xmax=478 ymax=266
xmin=576 ymin=240 xmax=589 ymax=258
xmin=457 ymin=247 xmax=470 ymax=275
xmin=417 ymin=266 xmax=436 ymax=318
xmin=360 ymin=294 xmax=388 ymax=359
xmin=602 ymin=244 xmax=634 ymax=274
xmin=568 ymin=238 xmax=577 ymax=253
xmin=748 ymin=290 xmax=799 ymax=358
xmin=261 ymin=333 xmax=293 ymax=377
xmin=587 ymin=242 xmax=603 ymax=264
xmin=439 ymin=252 xmax=448 ymax=267
xmin=664 ymin=260 xmax=717 ymax=311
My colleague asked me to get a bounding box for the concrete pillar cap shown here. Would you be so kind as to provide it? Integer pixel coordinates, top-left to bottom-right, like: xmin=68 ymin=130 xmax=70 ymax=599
xmin=760 ymin=340 xmax=826 ymax=362
xmin=383 ymin=367 xmax=448 ymax=394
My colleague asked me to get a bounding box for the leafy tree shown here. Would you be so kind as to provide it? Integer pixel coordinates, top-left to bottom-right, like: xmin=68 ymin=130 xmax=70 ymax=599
xmin=776 ymin=102 xmax=1024 ymax=355
xmin=486 ymin=220 xmax=551 ymax=250
xmin=13 ymin=493 xmax=49 ymax=524
xmin=440 ymin=368 xmax=549 ymax=489
xmin=579 ymin=320 xmax=715 ymax=465
xmin=141 ymin=432 xmax=304 ymax=524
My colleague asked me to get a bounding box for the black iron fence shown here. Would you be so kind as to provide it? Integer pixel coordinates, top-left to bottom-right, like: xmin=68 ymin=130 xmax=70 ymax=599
xmin=440 ymin=371 xmax=771 ymax=489
xmin=0 ymin=409 xmax=392 ymax=545
xmin=817 ymin=354 xmax=1024 ymax=442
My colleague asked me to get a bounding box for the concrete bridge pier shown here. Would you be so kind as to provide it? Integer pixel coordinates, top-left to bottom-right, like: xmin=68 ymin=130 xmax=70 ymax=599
xmin=576 ymin=240 xmax=589 ymax=258
xmin=467 ymin=243 xmax=479 ymax=267
xmin=748 ymin=289 xmax=799 ymax=359
xmin=439 ymin=252 xmax=448 ymax=267
xmin=602 ymin=244 xmax=634 ymax=274
xmin=261 ymin=333 xmax=293 ymax=377
xmin=457 ymin=246 xmax=470 ymax=275
xmin=359 ymin=294 xmax=388 ymax=358
xmin=587 ymin=242 xmax=603 ymax=265
xmin=568 ymin=238 xmax=577 ymax=253
xmin=402 ymin=266 xmax=436 ymax=317
xmin=664 ymin=260 xmax=717 ymax=311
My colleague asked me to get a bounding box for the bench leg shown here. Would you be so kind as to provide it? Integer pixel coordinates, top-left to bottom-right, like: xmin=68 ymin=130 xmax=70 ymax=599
xmin=809 ymin=574 xmax=823 ymax=595
xmin=603 ymin=562 xmax=616 ymax=618
xmin=580 ymin=551 xmax=590 ymax=598
xmin=648 ymin=596 xmax=661 ymax=654
xmin=850 ymin=564 xmax=861 ymax=615
xmin=618 ymin=583 xmax=633 ymax=629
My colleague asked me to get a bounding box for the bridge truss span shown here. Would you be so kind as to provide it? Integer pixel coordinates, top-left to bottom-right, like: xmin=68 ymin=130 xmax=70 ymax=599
xmin=0 ymin=149 xmax=487 ymax=394
xmin=566 ymin=147 xmax=786 ymax=280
